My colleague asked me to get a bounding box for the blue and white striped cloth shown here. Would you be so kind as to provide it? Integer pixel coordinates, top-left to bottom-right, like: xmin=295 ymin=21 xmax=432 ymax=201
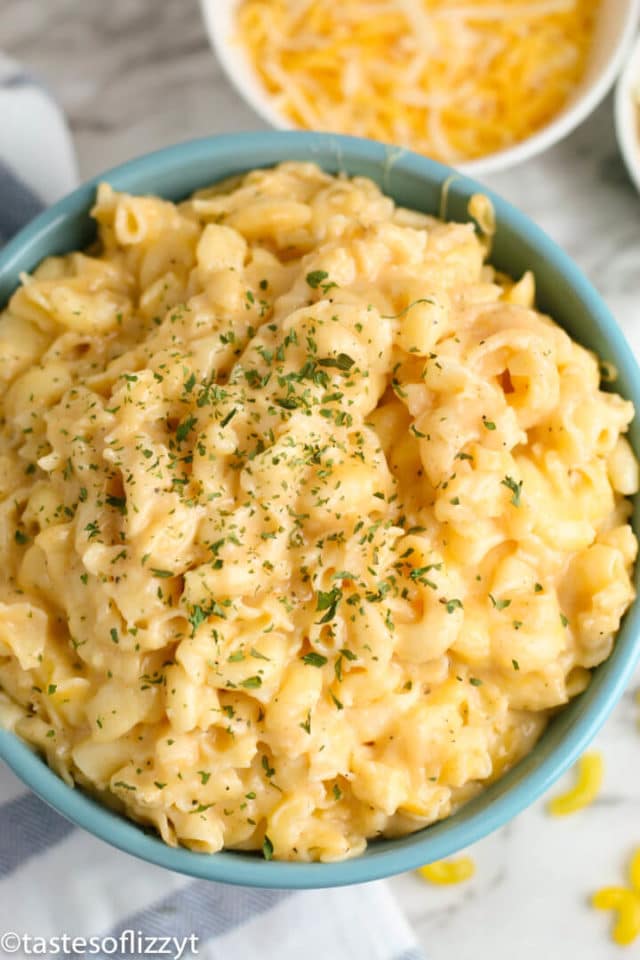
xmin=0 ymin=61 xmax=426 ymax=960
xmin=0 ymin=54 xmax=77 ymax=243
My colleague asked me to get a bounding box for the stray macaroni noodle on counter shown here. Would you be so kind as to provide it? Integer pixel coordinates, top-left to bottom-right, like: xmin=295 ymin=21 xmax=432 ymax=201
xmin=547 ymin=750 xmax=604 ymax=816
xmin=0 ymin=163 xmax=636 ymax=861
xmin=418 ymin=857 xmax=475 ymax=884
xmin=592 ymin=848 xmax=640 ymax=946
xmin=237 ymin=0 xmax=598 ymax=164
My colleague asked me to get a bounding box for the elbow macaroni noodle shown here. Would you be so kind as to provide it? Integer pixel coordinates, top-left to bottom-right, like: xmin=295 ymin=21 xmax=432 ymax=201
xmin=417 ymin=857 xmax=475 ymax=885
xmin=0 ymin=163 xmax=636 ymax=861
xmin=592 ymin=849 xmax=640 ymax=946
xmin=547 ymin=751 xmax=604 ymax=817
xmin=592 ymin=888 xmax=640 ymax=947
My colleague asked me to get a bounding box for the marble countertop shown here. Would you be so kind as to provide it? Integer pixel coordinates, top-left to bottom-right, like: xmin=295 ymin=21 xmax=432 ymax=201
xmin=4 ymin=1 xmax=640 ymax=957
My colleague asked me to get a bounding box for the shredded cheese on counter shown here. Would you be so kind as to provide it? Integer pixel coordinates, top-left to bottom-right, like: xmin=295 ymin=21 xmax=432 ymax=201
xmin=237 ymin=0 xmax=598 ymax=164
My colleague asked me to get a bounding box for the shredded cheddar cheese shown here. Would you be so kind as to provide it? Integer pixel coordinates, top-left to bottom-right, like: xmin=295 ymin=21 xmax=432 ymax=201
xmin=547 ymin=752 xmax=604 ymax=816
xmin=418 ymin=857 xmax=476 ymax=884
xmin=592 ymin=849 xmax=640 ymax=947
xmin=237 ymin=0 xmax=598 ymax=164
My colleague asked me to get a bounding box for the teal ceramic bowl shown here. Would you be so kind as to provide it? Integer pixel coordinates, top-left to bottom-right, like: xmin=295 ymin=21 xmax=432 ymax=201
xmin=1 ymin=132 xmax=639 ymax=888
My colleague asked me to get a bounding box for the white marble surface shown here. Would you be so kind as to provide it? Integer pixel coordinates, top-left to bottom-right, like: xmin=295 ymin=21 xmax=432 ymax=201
xmin=4 ymin=2 xmax=640 ymax=957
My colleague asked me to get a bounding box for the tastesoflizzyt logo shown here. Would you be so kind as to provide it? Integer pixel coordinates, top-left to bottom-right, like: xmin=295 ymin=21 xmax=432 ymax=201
xmin=0 ymin=929 xmax=199 ymax=957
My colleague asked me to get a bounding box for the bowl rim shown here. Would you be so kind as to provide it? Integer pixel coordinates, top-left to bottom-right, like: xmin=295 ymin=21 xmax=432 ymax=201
xmin=200 ymin=0 xmax=640 ymax=178
xmin=1 ymin=130 xmax=640 ymax=888
xmin=615 ymin=32 xmax=640 ymax=195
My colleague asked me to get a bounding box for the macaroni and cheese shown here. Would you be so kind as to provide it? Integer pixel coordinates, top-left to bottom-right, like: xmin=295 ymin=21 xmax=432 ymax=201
xmin=0 ymin=163 xmax=636 ymax=861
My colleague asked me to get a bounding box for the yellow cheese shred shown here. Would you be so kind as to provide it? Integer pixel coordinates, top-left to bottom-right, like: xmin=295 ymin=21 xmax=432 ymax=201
xmin=237 ymin=0 xmax=598 ymax=164
xmin=547 ymin=751 xmax=604 ymax=816
xmin=417 ymin=857 xmax=476 ymax=885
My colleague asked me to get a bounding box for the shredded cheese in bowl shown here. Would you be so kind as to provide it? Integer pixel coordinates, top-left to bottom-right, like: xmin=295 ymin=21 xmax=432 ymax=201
xmin=237 ymin=0 xmax=598 ymax=165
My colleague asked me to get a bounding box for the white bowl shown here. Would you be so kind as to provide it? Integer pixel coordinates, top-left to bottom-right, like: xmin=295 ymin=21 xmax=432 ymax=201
xmin=201 ymin=0 xmax=640 ymax=177
xmin=615 ymin=33 xmax=640 ymax=194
